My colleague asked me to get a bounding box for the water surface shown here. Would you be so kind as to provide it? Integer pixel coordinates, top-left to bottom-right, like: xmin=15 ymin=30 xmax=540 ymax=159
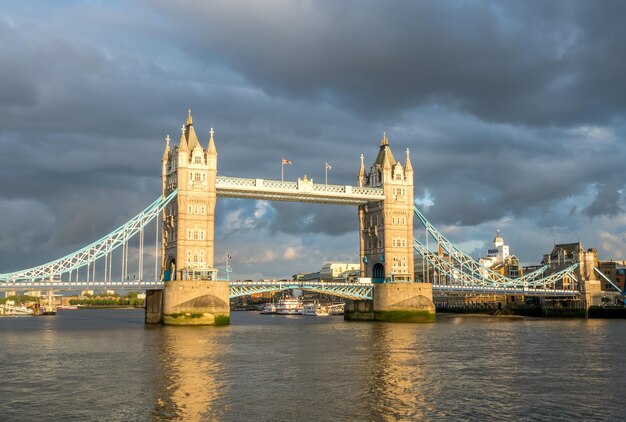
xmin=1 ymin=310 xmax=624 ymax=420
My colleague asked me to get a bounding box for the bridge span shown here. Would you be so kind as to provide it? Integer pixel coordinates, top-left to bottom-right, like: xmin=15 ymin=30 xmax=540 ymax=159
xmin=1 ymin=112 xmax=609 ymax=325
xmin=0 ymin=279 xmax=581 ymax=299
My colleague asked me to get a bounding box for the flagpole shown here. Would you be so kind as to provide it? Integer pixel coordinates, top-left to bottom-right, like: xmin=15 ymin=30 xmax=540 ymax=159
xmin=225 ymin=253 xmax=230 ymax=281
xmin=325 ymin=163 xmax=328 ymax=185
xmin=281 ymin=160 xmax=284 ymax=185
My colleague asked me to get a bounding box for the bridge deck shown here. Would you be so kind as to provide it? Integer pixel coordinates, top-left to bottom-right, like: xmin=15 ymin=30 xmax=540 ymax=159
xmin=0 ymin=280 xmax=581 ymax=298
xmin=216 ymin=176 xmax=384 ymax=205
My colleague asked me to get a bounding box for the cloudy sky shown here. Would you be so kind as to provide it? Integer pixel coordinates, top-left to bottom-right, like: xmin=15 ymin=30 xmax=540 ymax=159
xmin=1 ymin=0 xmax=625 ymax=281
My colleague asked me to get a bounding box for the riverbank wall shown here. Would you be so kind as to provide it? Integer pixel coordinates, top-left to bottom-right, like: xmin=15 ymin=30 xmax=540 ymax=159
xmin=436 ymin=302 xmax=626 ymax=319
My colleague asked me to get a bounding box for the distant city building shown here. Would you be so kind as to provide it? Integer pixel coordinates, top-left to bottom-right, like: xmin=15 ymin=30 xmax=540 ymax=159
xmin=80 ymin=290 xmax=94 ymax=297
xmin=542 ymin=242 xmax=598 ymax=291
xmin=301 ymin=272 xmax=321 ymax=282
xmin=414 ymin=245 xmax=452 ymax=283
xmin=319 ymin=262 xmax=360 ymax=282
xmin=479 ymin=231 xmax=522 ymax=278
xmin=479 ymin=230 xmax=509 ymax=268
xmin=597 ymin=260 xmax=626 ymax=292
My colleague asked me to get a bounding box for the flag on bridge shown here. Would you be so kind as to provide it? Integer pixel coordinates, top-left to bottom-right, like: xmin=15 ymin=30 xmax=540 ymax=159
xmin=325 ymin=162 xmax=332 ymax=170
xmin=281 ymin=158 xmax=292 ymax=183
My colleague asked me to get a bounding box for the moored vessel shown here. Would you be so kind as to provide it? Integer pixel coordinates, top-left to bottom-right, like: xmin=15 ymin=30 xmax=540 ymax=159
xmin=275 ymin=296 xmax=303 ymax=315
xmin=302 ymin=302 xmax=330 ymax=316
xmin=57 ymin=305 xmax=79 ymax=310
xmin=0 ymin=300 xmax=34 ymax=317
xmin=260 ymin=303 xmax=277 ymax=314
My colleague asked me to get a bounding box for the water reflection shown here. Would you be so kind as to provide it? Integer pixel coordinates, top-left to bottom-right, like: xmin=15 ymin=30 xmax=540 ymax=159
xmin=367 ymin=323 xmax=443 ymax=420
xmin=152 ymin=327 xmax=229 ymax=421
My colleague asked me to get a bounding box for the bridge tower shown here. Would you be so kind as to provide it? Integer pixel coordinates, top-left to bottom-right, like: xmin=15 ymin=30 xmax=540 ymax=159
xmin=358 ymin=133 xmax=414 ymax=282
xmin=347 ymin=133 xmax=435 ymax=322
xmin=146 ymin=111 xmax=229 ymax=325
xmin=161 ymin=110 xmax=217 ymax=281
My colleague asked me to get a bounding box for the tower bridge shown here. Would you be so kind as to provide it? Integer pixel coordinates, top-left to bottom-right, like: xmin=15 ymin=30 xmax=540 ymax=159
xmin=0 ymin=111 xmax=605 ymax=325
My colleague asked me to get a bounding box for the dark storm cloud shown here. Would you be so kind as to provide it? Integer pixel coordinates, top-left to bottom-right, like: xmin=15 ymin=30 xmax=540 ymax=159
xmin=269 ymin=202 xmax=357 ymax=236
xmin=585 ymin=179 xmax=625 ymax=218
xmin=148 ymin=0 xmax=626 ymax=125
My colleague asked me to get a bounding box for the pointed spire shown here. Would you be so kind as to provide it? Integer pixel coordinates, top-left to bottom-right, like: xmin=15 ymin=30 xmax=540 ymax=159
xmin=178 ymin=124 xmax=188 ymax=151
xmin=404 ymin=147 xmax=413 ymax=173
xmin=380 ymin=131 xmax=389 ymax=146
xmin=183 ymin=110 xmax=200 ymax=150
xmin=207 ymin=127 xmax=217 ymax=154
xmin=357 ymin=153 xmax=366 ymax=186
xmin=162 ymin=134 xmax=170 ymax=161
xmin=374 ymin=131 xmax=396 ymax=167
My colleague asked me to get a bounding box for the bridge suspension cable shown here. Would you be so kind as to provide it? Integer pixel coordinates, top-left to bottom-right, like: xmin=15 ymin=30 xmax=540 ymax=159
xmin=0 ymin=190 xmax=177 ymax=283
xmin=414 ymin=206 xmax=549 ymax=284
xmin=414 ymin=238 xmax=579 ymax=291
xmin=412 ymin=206 xmax=581 ymax=295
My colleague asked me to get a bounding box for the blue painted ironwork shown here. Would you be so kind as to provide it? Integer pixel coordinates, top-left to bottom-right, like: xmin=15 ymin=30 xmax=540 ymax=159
xmin=414 ymin=206 xmax=549 ymax=284
xmin=414 ymin=238 xmax=581 ymax=296
xmin=0 ymin=191 xmax=177 ymax=283
xmin=229 ymin=281 xmax=373 ymax=300
xmin=0 ymin=280 xmax=164 ymax=292
xmin=0 ymin=280 xmax=373 ymax=300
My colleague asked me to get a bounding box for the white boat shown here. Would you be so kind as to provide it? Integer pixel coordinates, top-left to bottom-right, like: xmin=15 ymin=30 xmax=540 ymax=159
xmin=57 ymin=305 xmax=79 ymax=310
xmin=275 ymin=297 xmax=303 ymax=315
xmin=302 ymin=302 xmax=330 ymax=317
xmin=0 ymin=300 xmax=34 ymax=317
xmin=328 ymin=302 xmax=345 ymax=315
xmin=260 ymin=303 xmax=277 ymax=314
xmin=315 ymin=305 xmax=330 ymax=317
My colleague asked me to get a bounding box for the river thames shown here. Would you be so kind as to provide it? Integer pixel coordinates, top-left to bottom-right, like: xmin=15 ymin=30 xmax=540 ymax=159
xmin=1 ymin=309 xmax=624 ymax=421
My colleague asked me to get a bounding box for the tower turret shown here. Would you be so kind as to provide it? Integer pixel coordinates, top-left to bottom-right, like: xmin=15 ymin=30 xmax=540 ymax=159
xmin=404 ymin=148 xmax=413 ymax=178
xmin=162 ymin=134 xmax=170 ymax=162
xmin=185 ymin=109 xmax=201 ymax=151
xmin=178 ymin=125 xmax=189 ymax=152
xmin=358 ymin=154 xmax=366 ymax=187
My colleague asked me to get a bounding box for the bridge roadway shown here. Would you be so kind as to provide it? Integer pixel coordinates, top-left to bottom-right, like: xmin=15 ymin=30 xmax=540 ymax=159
xmin=0 ymin=280 xmax=580 ymax=298
xmin=0 ymin=280 xmax=375 ymax=300
xmin=432 ymin=284 xmax=580 ymax=297
xmin=216 ymin=176 xmax=384 ymax=205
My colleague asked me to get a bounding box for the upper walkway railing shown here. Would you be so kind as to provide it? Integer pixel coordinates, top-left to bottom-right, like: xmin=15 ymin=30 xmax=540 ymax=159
xmin=216 ymin=176 xmax=384 ymax=205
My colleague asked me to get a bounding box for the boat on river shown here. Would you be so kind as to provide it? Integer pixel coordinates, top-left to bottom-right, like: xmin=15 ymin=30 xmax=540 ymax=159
xmin=302 ymin=302 xmax=330 ymax=316
xmin=328 ymin=302 xmax=345 ymax=315
xmin=260 ymin=303 xmax=277 ymax=314
xmin=0 ymin=300 xmax=34 ymax=317
xmin=275 ymin=297 xmax=303 ymax=315
xmin=57 ymin=305 xmax=79 ymax=310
